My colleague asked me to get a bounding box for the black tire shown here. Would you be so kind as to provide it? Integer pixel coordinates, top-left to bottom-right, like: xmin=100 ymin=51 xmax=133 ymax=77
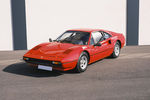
xmin=74 ymin=52 xmax=89 ymax=73
xmin=111 ymin=41 xmax=121 ymax=58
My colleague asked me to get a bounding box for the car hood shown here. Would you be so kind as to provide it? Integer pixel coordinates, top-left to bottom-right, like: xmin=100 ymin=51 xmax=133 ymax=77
xmin=39 ymin=42 xmax=78 ymax=55
xmin=26 ymin=42 xmax=81 ymax=59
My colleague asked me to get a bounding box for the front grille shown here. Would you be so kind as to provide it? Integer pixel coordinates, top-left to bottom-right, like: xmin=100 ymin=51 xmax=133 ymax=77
xmin=23 ymin=57 xmax=62 ymax=67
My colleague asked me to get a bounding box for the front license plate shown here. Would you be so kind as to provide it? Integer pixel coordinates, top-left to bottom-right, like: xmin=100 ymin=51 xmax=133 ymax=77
xmin=38 ymin=65 xmax=52 ymax=71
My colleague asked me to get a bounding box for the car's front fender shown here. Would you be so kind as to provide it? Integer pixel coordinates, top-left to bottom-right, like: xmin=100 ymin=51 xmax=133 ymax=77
xmin=61 ymin=46 xmax=84 ymax=63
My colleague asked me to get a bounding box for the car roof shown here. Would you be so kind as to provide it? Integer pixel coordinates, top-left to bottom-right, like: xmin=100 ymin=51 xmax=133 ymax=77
xmin=68 ymin=28 xmax=105 ymax=33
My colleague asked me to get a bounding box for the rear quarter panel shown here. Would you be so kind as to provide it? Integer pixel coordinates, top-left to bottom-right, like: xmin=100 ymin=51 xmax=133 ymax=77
xmin=108 ymin=31 xmax=125 ymax=48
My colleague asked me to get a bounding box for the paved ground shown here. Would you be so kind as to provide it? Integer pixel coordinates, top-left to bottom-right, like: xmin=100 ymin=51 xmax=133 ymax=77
xmin=0 ymin=46 xmax=150 ymax=100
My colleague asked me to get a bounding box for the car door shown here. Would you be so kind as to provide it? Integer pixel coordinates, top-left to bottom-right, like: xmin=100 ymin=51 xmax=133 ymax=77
xmin=99 ymin=31 xmax=114 ymax=57
xmin=89 ymin=31 xmax=112 ymax=62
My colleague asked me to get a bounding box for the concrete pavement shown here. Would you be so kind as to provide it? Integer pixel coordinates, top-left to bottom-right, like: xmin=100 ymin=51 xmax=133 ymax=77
xmin=0 ymin=46 xmax=150 ymax=100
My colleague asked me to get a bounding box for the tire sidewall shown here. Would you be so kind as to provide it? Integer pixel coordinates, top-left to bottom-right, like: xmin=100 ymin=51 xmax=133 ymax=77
xmin=112 ymin=41 xmax=120 ymax=58
xmin=76 ymin=52 xmax=89 ymax=72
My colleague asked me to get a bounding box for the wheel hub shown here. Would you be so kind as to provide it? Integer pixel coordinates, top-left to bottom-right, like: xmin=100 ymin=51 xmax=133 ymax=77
xmin=80 ymin=56 xmax=88 ymax=69
xmin=115 ymin=44 xmax=120 ymax=56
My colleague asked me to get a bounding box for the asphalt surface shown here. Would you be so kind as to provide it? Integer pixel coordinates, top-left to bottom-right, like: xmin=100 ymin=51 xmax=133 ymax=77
xmin=0 ymin=46 xmax=150 ymax=100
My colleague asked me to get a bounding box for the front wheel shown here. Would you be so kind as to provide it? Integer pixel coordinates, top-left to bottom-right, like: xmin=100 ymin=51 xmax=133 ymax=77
xmin=111 ymin=41 xmax=121 ymax=58
xmin=74 ymin=52 xmax=89 ymax=73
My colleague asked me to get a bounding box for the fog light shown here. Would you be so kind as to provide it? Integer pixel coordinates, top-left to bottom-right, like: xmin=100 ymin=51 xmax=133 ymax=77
xmin=52 ymin=61 xmax=61 ymax=64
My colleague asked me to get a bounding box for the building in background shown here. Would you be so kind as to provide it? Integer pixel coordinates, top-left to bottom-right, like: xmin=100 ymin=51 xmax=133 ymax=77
xmin=0 ymin=0 xmax=150 ymax=50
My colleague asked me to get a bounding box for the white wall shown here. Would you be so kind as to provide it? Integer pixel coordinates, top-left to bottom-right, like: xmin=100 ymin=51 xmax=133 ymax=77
xmin=1 ymin=0 xmax=150 ymax=51
xmin=139 ymin=0 xmax=150 ymax=45
xmin=26 ymin=0 xmax=126 ymax=49
xmin=0 ymin=0 xmax=13 ymax=50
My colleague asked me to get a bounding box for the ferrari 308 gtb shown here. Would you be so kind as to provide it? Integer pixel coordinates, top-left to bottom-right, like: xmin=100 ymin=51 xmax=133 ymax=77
xmin=23 ymin=29 xmax=125 ymax=72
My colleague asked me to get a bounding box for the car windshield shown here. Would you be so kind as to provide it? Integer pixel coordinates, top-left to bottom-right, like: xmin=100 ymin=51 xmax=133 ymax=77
xmin=56 ymin=31 xmax=90 ymax=45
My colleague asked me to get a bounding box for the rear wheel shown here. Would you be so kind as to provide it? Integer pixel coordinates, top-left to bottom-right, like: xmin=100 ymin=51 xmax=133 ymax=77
xmin=74 ymin=52 xmax=89 ymax=73
xmin=111 ymin=41 xmax=120 ymax=58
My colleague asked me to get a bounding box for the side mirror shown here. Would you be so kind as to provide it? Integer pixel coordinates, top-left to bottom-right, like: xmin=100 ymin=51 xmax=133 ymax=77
xmin=94 ymin=42 xmax=102 ymax=46
xmin=49 ymin=38 xmax=52 ymax=42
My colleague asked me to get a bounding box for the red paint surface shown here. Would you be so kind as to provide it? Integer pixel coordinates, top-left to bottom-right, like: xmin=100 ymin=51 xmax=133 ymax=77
xmin=23 ymin=29 xmax=125 ymax=71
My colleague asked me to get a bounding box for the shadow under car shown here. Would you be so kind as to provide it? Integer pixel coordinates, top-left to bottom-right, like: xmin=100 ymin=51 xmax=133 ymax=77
xmin=3 ymin=62 xmax=64 ymax=77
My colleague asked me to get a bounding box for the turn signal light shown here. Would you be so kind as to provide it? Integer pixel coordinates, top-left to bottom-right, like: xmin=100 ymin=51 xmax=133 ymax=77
xmin=52 ymin=61 xmax=61 ymax=64
xmin=23 ymin=57 xmax=29 ymax=60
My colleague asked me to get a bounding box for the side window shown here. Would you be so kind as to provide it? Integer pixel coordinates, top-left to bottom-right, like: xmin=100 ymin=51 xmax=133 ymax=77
xmin=90 ymin=31 xmax=103 ymax=45
xmin=103 ymin=32 xmax=111 ymax=39
xmin=90 ymin=35 xmax=95 ymax=45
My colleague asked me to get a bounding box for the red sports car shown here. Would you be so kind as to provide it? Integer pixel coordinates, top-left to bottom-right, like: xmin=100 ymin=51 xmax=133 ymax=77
xmin=23 ymin=29 xmax=125 ymax=72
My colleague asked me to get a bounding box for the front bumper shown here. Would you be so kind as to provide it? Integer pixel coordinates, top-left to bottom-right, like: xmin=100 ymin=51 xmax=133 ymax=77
xmin=23 ymin=57 xmax=77 ymax=71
